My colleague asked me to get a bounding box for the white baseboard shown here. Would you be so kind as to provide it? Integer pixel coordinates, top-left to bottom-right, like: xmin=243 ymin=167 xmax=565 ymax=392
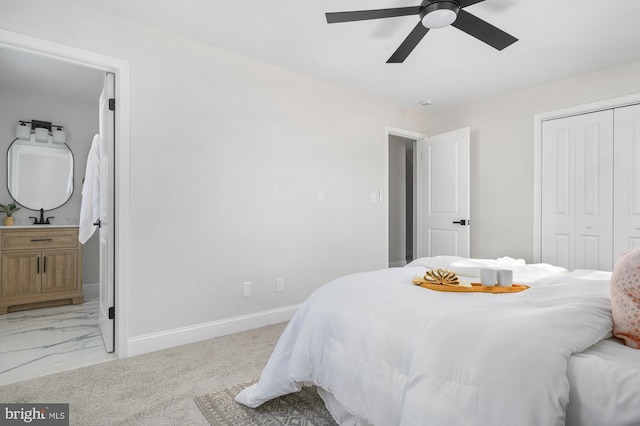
xmin=126 ymin=304 xmax=300 ymax=357
xmin=83 ymin=282 xmax=99 ymax=296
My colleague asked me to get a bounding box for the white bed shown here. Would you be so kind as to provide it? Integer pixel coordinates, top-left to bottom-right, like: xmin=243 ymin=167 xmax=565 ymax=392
xmin=236 ymin=257 xmax=640 ymax=425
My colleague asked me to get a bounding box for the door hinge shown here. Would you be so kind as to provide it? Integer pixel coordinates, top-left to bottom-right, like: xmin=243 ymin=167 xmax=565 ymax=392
xmin=108 ymin=306 xmax=115 ymax=319
xmin=108 ymin=98 xmax=116 ymax=111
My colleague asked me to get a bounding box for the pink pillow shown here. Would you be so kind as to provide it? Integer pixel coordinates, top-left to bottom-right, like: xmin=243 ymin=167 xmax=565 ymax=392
xmin=611 ymin=249 xmax=640 ymax=349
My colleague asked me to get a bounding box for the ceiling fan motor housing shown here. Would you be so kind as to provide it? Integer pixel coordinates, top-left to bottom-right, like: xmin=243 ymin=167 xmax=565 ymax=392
xmin=420 ymin=1 xmax=460 ymax=29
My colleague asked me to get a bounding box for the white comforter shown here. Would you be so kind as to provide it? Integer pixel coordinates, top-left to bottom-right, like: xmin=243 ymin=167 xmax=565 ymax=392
xmin=236 ymin=258 xmax=613 ymax=426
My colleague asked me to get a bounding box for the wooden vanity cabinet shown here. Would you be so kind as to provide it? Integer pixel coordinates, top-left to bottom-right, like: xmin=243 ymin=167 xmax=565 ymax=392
xmin=0 ymin=227 xmax=83 ymax=314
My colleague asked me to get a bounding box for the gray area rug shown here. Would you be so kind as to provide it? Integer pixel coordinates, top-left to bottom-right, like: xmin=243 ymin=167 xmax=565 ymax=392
xmin=195 ymin=381 xmax=338 ymax=425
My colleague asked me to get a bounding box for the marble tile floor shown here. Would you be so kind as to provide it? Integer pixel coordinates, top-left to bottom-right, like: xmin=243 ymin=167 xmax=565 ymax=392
xmin=0 ymin=294 xmax=116 ymax=386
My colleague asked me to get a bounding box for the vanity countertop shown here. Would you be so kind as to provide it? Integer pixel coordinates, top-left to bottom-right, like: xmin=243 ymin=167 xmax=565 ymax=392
xmin=0 ymin=224 xmax=79 ymax=229
xmin=0 ymin=218 xmax=80 ymax=229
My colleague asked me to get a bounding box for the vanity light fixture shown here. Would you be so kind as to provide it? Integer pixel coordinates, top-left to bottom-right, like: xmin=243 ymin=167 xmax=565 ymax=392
xmin=16 ymin=121 xmax=31 ymax=140
xmin=15 ymin=120 xmax=66 ymax=144
xmin=35 ymin=127 xmax=49 ymax=143
xmin=52 ymin=126 xmax=66 ymax=144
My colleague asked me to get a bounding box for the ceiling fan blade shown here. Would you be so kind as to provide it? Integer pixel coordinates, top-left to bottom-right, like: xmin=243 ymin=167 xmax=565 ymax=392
xmin=451 ymin=9 xmax=517 ymax=50
xmin=326 ymin=7 xmax=422 ymax=24
xmin=458 ymin=0 xmax=486 ymax=8
xmin=387 ymin=22 xmax=430 ymax=63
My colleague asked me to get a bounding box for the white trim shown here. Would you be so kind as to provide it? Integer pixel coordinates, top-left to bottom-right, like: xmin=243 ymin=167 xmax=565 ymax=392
xmin=532 ymin=92 xmax=640 ymax=262
xmin=126 ymin=304 xmax=300 ymax=357
xmin=0 ymin=29 xmax=131 ymax=358
xmin=384 ymin=126 xmax=426 ymax=268
xmin=385 ymin=126 xmax=427 ymax=141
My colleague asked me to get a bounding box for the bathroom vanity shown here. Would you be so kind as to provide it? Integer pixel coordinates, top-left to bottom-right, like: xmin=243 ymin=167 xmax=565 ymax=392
xmin=0 ymin=226 xmax=82 ymax=314
xmin=1 ymin=122 xmax=83 ymax=313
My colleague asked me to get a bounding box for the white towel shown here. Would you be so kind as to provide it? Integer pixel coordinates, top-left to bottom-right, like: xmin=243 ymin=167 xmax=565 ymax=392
xmin=79 ymin=134 xmax=101 ymax=244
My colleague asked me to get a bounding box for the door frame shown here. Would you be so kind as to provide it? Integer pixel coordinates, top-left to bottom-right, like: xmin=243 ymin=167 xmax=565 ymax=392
xmin=0 ymin=29 xmax=131 ymax=357
xmin=385 ymin=126 xmax=426 ymax=267
xmin=532 ymin=92 xmax=640 ymax=263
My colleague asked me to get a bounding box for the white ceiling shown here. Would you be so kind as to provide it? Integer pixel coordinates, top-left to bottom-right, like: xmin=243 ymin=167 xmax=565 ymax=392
xmin=79 ymin=0 xmax=640 ymax=112
xmin=4 ymin=0 xmax=640 ymax=112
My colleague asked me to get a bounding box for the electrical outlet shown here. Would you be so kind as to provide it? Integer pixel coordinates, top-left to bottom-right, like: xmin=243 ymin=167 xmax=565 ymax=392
xmin=242 ymin=281 xmax=252 ymax=297
xmin=276 ymin=277 xmax=284 ymax=292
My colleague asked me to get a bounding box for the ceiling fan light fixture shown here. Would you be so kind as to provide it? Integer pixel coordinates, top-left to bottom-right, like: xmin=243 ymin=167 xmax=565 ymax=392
xmin=421 ymin=1 xmax=460 ymax=29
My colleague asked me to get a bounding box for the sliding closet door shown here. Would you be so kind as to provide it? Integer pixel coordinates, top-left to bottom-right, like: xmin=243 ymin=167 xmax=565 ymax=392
xmin=541 ymin=110 xmax=613 ymax=270
xmin=613 ymin=104 xmax=640 ymax=260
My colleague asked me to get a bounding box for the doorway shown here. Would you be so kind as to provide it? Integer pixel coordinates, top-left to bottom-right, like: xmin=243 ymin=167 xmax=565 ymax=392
xmin=388 ymin=135 xmax=417 ymax=267
xmin=0 ymin=29 xmax=130 ymax=382
xmin=0 ymin=48 xmax=110 ymax=384
xmin=386 ymin=126 xmax=471 ymax=266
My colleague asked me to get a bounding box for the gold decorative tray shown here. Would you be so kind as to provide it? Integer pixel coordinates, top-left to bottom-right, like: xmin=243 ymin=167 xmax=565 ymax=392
xmin=413 ymin=278 xmax=529 ymax=293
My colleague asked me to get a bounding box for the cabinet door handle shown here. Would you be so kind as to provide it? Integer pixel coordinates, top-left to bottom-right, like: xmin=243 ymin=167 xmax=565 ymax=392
xmin=31 ymin=238 xmax=53 ymax=242
xmin=37 ymin=256 xmax=40 ymax=274
xmin=43 ymin=256 xmax=47 ymax=273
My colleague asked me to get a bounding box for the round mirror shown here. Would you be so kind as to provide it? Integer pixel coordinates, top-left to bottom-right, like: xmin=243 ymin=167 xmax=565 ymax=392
xmin=7 ymin=138 xmax=74 ymax=210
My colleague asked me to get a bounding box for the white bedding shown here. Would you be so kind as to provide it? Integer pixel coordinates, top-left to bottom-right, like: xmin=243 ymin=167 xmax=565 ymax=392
xmin=567 ymin=338 xmax=640 ymax=426
xmin=236 ymin=258 xmax=614 ymax=425
xmin=560 ymin=270 xmax=640 ymax=426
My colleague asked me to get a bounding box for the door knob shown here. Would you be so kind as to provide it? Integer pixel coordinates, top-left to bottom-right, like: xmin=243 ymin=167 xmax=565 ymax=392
xmin=452 ymin=219 xmax=467 ymax=225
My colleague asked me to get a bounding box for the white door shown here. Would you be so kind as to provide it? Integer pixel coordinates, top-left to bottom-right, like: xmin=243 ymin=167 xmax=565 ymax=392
xmin=417 ymin=127 xmax=470 ymax=257
xmin=541 ymin=110 xmax=613 ymax=271
xmin=98 ymin=73 xmax=115 ymax=352
xmin=541 ymin=117 xmax=574 ymax=269
xmin=614 ymin=103 xmax=640 ymax=259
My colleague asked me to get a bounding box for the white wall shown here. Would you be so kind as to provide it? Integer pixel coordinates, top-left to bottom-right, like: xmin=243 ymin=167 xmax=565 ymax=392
xmin=0 ymin=0 xmax=429 ymax=349
xmin=0 ymin=85 xmax=101 ymax=286
xmin=424 ymin=60 xmax=640 ymax=262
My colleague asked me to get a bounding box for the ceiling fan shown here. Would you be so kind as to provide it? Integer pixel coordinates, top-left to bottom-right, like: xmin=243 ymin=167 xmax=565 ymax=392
xmin=325 ymin=0 xmax=517 ymax=63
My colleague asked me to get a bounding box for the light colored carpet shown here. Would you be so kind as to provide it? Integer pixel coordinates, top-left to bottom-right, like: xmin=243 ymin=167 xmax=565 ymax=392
xmin=195 ymin=380 xmax=337 ymax=425
xmin=0 ymin=323 xmax=288 ymax=425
